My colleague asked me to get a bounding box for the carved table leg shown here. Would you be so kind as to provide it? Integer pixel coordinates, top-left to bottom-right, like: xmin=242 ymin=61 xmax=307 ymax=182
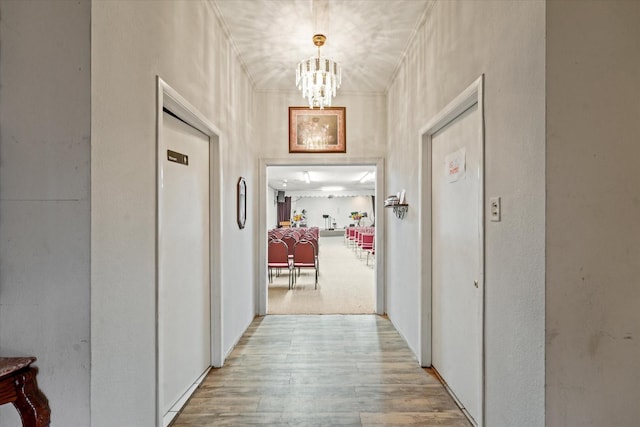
xmin=12 ymin=367 xmax=51 ymax=427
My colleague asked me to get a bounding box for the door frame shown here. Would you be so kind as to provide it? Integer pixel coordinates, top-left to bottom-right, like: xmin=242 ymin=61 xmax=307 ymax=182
xmin=155 ymin=77 xmax=223 ymax=426
xmin=418 ymin=75 xmax=485 ymax=426
xmin=257 ymin=157 xmax=386 ymax=315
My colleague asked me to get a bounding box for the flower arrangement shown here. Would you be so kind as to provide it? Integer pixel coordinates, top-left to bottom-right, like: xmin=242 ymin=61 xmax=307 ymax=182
xmin=350 ymin=211 xmax=368 ymax=225
xmin=292 ymin=209 xmax=307 ymax=226
xmin=350 ymin=211 xmax=363 ymax=221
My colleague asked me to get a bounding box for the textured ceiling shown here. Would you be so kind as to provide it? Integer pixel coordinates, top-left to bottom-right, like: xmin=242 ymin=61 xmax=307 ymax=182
xmin=213 ymin=1 xmax=430 ymax=193
xmin=212 ymin=0 xmax=432 ymax=93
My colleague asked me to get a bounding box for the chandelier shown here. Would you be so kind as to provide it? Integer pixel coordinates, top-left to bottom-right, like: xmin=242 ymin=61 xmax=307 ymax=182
xmin=296 ymin=34 xmax=341 ymax=109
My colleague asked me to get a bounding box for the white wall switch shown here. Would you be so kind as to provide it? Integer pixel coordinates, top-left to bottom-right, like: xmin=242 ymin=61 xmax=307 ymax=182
xmin=490 ymin=197 xmax=501 ymax=222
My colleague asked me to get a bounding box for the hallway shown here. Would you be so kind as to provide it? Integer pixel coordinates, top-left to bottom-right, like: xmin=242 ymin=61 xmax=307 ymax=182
xmin=171 ymin=315 xmax=471 ymax=426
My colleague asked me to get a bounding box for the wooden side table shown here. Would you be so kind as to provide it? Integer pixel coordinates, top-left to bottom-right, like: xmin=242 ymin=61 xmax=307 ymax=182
xmin=0 ymin=357 xmax=50 ymax=427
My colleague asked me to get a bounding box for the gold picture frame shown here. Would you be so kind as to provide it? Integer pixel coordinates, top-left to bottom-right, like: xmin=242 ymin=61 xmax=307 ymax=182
xmin=288 ymin=106 xmax=346 ymax=153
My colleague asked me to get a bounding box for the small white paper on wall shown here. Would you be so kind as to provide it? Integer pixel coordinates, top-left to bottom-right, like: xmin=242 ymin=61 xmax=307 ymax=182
xmin=445 ymin=147 xmax=466 ymax=183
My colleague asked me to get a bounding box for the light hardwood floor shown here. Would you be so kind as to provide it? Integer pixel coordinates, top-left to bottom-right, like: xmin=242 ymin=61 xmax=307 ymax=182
xmin=171 ymin=315 xmax=471 ymax=426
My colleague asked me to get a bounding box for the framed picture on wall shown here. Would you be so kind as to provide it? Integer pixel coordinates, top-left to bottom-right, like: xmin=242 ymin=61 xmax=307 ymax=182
xmin=237 ymin=177 xmax=246 ymax=229
xmin=289 ymin=106 xmax=346 ymax=153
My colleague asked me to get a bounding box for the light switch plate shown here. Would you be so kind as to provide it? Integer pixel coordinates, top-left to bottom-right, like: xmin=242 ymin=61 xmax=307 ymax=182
xmin=490 ymin=197 xmax=501 ymax=222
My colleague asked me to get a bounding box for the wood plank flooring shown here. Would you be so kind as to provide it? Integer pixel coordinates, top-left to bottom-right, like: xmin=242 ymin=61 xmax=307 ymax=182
xmin=171 ymin=315 xmax=472 ymax=426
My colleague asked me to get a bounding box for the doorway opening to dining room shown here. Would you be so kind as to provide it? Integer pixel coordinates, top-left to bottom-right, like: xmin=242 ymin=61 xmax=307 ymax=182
xmin=257 ymin=160 xmax=385 ymax=316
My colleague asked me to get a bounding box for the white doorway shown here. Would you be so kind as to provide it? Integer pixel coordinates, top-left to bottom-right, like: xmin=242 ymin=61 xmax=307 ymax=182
xmin=257 ymin=159 xmax=386 ymax=316
xmin=156 ymin=78 xmax=222 ymax=427
xmin=419 ymin=76 xmax=485 ymax=426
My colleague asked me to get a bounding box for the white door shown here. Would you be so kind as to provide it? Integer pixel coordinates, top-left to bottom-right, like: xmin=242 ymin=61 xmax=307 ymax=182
xmin=431 ymin=103 xmax=482 ymax=424
xmin=159 ymin=112 xmax=211 ymax=416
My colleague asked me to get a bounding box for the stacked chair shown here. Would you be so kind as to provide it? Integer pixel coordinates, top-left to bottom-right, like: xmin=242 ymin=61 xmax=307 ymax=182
xmin=267 ymin=239 xmax=293 ymax=289
xmin=292 ymin=239 xmax=319 ymax=289
xmin=344 ymin=226 xmax=375 ymax=266
xmin=267 ymin=227 xmax=320 ymax=289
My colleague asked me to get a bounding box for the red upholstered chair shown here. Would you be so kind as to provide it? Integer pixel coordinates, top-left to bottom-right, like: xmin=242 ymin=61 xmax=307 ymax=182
xmin=366 ymin=245 xmax=375 ymax=266
xmin=309 ymin=227 xmax=319 ymax=239
xmin=281 ymin=234 xmax=298 ymax=256
xmin=268 ymin=239 xmax=293 ymax=289
xmin=292 ymin=240 xmax=319 ymax=289
xmin=303 ymin=234 xmax=319 ymax=254
xmin=345 ymin=227 xmax=354 ymax=246
xmin=349 ymin=227 xmax=360 ymax=249
xmin=359 ymin=233 xmax=374 ymax=258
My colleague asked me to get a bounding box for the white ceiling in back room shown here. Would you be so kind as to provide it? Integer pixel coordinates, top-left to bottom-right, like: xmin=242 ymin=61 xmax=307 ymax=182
xmin=268 ymin=165 xmax=375 ymax=196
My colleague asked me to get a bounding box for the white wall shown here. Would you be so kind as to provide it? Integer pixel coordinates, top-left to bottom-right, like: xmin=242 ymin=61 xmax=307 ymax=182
xmin=386 ymin=1 xmax=545 ymax=426
xmin=92 ymin=1 xmax=256 ymax=425
xmin=290 ymin=196 xmax=375 ymax=229
xmin=546 ymin=2 xmax=640 ymax=425
xmin=0 ymin=1 xmax=91 ymax=425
